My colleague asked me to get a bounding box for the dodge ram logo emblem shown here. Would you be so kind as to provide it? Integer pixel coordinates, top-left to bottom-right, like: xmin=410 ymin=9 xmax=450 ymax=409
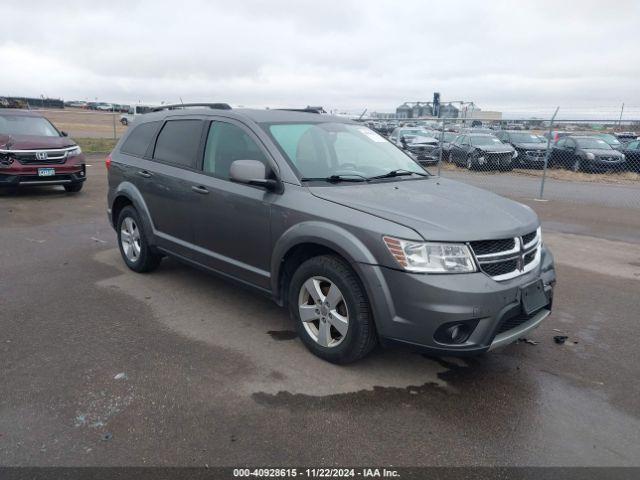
xmin=35 ymin=151 xmax=48 ymax=161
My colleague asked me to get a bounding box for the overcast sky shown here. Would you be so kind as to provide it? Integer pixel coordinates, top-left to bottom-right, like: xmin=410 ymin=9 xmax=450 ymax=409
xmin=3 ymin=0 xmax=639 ymax=115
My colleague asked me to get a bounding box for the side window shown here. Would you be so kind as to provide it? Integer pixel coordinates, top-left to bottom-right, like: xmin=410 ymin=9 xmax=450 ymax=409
xmin=461 ymin=136 xmax=469 ymax=146
xmin=556 ymin=138 xmax=566 ymax=147
xmin=153 ymin=120 xmax=203 ymax=168
xmin=120 ymin=121 xmax=160 ymax=157
xmin=628 ymin=141 xmax=639 ymax=150
xmin=203 ymin=121 xmax=269 ymax=180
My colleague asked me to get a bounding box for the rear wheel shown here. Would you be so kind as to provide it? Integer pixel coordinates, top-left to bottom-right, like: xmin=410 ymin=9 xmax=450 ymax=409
xmin=64 ymin=183 xmax=83 ymax=193
xmin=117 ymin=206 xmax=162 ymax=273
xmin=289 ymin=255 xmax=377 ymax=364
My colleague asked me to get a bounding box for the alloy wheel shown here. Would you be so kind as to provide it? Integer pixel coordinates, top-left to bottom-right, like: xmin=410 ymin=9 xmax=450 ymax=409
xmin=120 ymin=216 xmax=141 ymax=262
xmin=298 ymin=276 xmax=349 ymax=348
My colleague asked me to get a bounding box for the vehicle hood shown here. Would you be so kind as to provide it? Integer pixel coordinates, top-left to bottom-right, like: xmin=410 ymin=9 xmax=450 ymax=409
xmin=410 ymin=137 xmax=438 ymax=145
xmin=0 ymin=134 xmax=76 ymax=150
xmin=582 ymin=148 xmax=624 ymax=157
xmin=513 ymin=142 xmax=547 ymax=150
xmin=474 ymin=144 xmax=514 ymax=153
xmin=309 ymin=177 xmax=538 ymax=241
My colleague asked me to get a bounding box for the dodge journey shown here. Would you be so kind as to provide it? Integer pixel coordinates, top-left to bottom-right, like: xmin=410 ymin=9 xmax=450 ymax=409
xmin=106 ymin=104 xmax=556 ymax=363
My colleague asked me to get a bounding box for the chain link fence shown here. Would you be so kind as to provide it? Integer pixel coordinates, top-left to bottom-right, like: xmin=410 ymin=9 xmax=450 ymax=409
xmin=14 ymin=105 xmax=640 ymax=209
xmin=375 ymin=106 xmax=640 ymax=210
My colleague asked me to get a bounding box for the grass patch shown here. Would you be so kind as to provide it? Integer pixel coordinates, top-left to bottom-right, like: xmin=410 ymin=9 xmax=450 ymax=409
xmin=75 ymin=137 xmax=118 ymax=154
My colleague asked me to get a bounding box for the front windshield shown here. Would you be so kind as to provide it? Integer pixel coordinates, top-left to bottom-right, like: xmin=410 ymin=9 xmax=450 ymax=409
xmin=575 ymin=138 xmax=612 ymax=149
xmin=443 ymin=132 xmax=457 ymax=142
xmin=0 ymin=115 xmax=60 ymax=137
xmin=597 ymin=134 xmax=621 ymax=146
xmin=402 ymin=129 xmax=433 ymax=138
xmin=470 ymin=136 xmax=502 ymax=146
xmin=266 ymin=122 xmax=426 ymax=180
xmin=510 ymin=132 xmax=545 ymax=143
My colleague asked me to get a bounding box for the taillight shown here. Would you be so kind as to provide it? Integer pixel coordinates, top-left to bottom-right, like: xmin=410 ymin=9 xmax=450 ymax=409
xmin=105 ymin=154 xmax=112 ymax=170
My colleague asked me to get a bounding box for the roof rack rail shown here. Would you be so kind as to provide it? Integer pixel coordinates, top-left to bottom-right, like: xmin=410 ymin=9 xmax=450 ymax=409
xmin=276 ymin=106 xmax=326 ymax=114
xmin=151 ymin=103 xmax=232 ymax=112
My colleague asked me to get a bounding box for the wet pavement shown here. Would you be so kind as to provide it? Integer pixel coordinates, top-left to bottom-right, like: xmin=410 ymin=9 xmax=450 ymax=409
xmin=1 ymin=156 xmax=639 ymax=466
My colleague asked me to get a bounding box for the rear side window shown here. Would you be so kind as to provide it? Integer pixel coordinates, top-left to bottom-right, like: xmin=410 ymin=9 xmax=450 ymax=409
xmin=153 ymin=120 xmax=203 ymax=168
xmin=120 ymin=121 xmax=160 ymax=157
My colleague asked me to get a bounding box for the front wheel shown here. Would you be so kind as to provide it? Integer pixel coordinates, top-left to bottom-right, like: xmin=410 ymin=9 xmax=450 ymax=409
xmin=120 ymin=118 xmax=128 ymax=126
xmin=571 ymin=158 xmax=582 ymax=172
xmin=117 ymin=206 xmax=162 ymax=273
xmin=289 ymin=255 xmax=377 ymax=364
xmin=466 ymin=154 xmax=474 ymax=170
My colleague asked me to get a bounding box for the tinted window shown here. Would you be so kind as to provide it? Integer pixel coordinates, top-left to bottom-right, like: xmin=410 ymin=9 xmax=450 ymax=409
xmin=556 ymin=138 xmax=567 ymax=147
xmin=120 ymin=121 xmax=160 ymax=157
xmin=627 ymin=141 xmax=639 ymax=150
xmin=153 ymin=120 xmax=203 ymax=167
xmin=203 ymin=121 xmax=268 ymax=179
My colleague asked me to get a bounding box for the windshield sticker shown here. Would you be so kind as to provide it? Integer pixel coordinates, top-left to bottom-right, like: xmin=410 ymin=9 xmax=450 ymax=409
xmin=358 ymin=128 xmax=387 ymax=142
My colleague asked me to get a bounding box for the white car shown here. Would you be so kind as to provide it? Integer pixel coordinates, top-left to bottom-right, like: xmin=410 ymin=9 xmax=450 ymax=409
xmin=119 ymin=105 xmax=155 ymax=125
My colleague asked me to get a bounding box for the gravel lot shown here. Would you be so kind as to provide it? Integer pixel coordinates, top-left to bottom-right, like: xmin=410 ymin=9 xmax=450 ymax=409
xmin=1 ymin=155 xmax=639 ymax=466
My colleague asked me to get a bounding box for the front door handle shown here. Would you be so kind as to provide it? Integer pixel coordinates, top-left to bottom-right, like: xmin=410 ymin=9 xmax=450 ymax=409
xmin=137 ymin=170 xmax=152 ymax=178
xmin=191 ymin=185 xmax=209 ymax=195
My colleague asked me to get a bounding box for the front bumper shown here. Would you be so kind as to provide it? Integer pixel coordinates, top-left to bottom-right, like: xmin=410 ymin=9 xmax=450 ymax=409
xmin=584 ymin=158 xmax=625 ymax=171
xmin=359 ymin=245 xmax=556 ymax=355
xmin=0 ymin=160 xmax=86 ymax=187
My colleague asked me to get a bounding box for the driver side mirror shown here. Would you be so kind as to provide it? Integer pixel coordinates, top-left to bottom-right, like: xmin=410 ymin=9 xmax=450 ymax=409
xmin=230 ymin=159 xmax=281 ymax=192
xmin=400 ymin=135 xmax=407 ymax=146
xmin=61 ymin=131 xmax=68 ymax=137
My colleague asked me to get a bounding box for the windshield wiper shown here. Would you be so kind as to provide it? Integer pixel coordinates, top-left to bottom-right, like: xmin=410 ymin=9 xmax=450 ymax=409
xmin=368 ymin=169 xmax=429 ymax=180
xmin=300 ymin=174 xmax=369 ymax=183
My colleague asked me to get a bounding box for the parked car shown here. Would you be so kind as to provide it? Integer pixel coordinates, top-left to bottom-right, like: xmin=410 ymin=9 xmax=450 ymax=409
xmin=96 ymin=103 xmax=115 ymax=111
xmin=120 ymin=105 xmax=155 ymax=125
xmin=389 ymin=127 xmax=434 ymax=147
xmin=588 ymin=133 xmax=623 ymax=151
xmin=389 ymin=127 xmax=439 ymax=166
xmin=107 ymin=104 xmax=555 ymax=363
xmin=548 ymin=136 xmax=626 ymax=172
xmin=495 ymin=130 xmax=549 ymax=168
xmin=0 ymin=109 xmax=86 ymax=192
xmin=450 ymin=133 xmax=517 ymax=170
xmin=614 ymin=132 xmax=638 ymax=143
xmin=432 ymin=131 xmax=458 ymax=161
xmin=619 ymin=139 xmax=640 ymax=172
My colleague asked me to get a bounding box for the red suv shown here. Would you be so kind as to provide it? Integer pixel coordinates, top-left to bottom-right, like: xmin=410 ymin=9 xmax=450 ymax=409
xmin=0 ymin=109 xmax=86 ymax=192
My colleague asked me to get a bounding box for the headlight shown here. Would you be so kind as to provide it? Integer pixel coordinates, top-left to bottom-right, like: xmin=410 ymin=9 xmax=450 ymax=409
xmin=67 ymin=146 xmax=82 ymax=157
xmin=383 ymin=236 xmax=477 ymax=273
xmin=512 ymin=150 xmax=518 ymax=158
xmin=585 ymin=152 xmax=595 ymax=160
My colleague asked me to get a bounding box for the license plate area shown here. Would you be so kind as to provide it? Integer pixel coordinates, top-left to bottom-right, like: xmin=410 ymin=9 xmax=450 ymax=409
xmin=38 ymin=168 xmax=55 ymax=177
xmin=521 ymin=280 xmax=547 ymax=315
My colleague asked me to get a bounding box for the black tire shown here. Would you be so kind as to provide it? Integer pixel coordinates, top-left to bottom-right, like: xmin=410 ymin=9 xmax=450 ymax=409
xmin=120 ymin=118 xmax=128 ymax=126
xmin=466 ymin=154 xmax=475 ymax=170
xmin=117 ymin=206 xmax=162 ymax=273
xmin=571 ymin=158 xmax=581 ymax=172
xmin=288 ymin=255 xmax=377 ymax=364
xmin=64 ymin=183 xmax=83 ymax=193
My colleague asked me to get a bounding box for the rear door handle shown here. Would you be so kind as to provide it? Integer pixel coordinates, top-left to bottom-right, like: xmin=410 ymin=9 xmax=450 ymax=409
xmin=137 ymin=170 xmax=152 ymax=178
xmin=191 ymin=185 xmax=209 ymax=195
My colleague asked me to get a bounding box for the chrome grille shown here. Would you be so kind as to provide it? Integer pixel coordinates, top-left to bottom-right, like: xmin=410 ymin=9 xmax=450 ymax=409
xmin=470 ymin=227 xmax=542 ymax=281
xmin=0 ymin=146 xmax=79 ymax=165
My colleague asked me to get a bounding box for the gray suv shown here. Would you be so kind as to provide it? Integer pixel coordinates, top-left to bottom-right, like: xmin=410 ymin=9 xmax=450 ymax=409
xmin=106 ymin=104 xmax=556 ymax=364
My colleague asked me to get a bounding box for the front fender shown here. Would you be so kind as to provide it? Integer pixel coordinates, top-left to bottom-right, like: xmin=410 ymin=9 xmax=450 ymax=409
xmin=270 ymin=221 xmax=379 ymax=300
